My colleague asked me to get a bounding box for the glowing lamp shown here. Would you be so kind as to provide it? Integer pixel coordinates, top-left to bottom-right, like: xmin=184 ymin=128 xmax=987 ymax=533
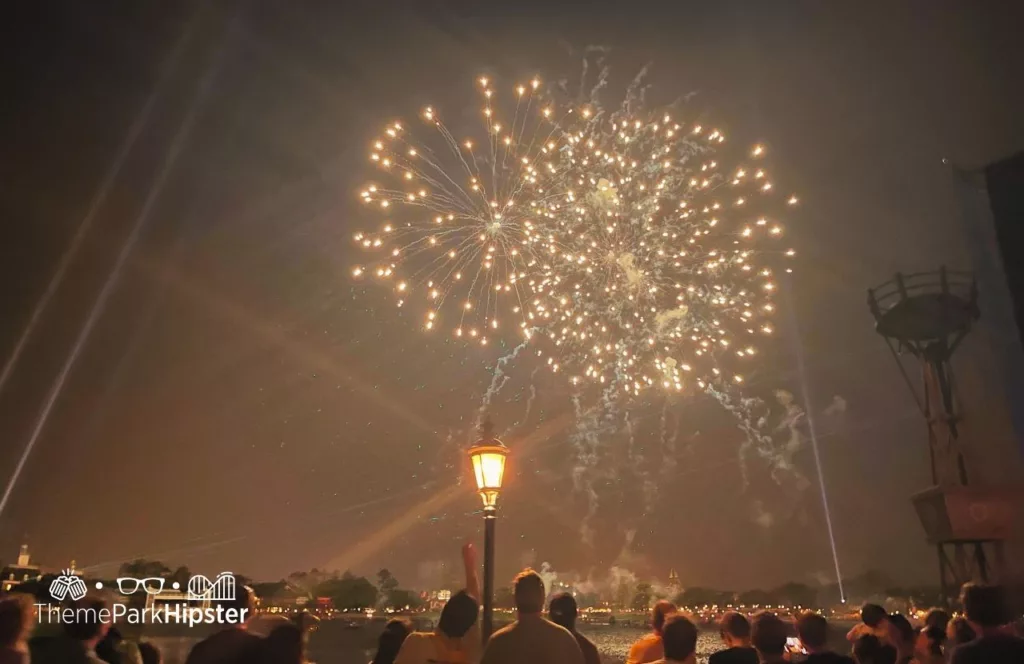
xmin=469 ymin=417 xmax=508 ymax=511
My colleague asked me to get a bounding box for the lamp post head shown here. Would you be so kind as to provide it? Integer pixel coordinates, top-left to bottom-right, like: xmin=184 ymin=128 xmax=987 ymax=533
xmin=469 ymin=416 xmax=508 ymax=513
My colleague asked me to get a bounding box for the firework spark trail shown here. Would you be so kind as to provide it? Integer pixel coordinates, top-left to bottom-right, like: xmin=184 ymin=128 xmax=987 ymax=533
xmin=659 ymin=398 xmax=679 ymax=478
xmin=622 ymin=410 xmax=656 ymax=514
xmin=0 ymin=12 xmax=200 ymax=401
xmin=624 ymin=410 xmax=636 ymax=463
xmin=504 ymin=367 xmax=540 ymax=437
xmin=580 ymin=47 xmax=611 ymax=106
xmin=523 ymin=369 xmax=539 ymax=421
xmin=445 ymin=429 xmax=465 ymax=486
xmin=659 ymin=399 xmax=668 ymax=450
xmin=705 ymin=383 xmax=774 ymax=488
xmin=773 ymin=390 xmax=809 ymax=485
xmin=354 ymin=58 xmax=802 ymax=535
xmin=570 ymin=370 xmax=630 ymax=546
xmin=478 ymin=334 xmax=534 ymax=423
xmin=670 ymin=408 xmax=683 ymax=460
xmin=623 ymin=410 xmax=640 ymax=492
xmin=570 ymin=393 xmax=602 ymax=546
xmin=706 ymin=382 xmax=810 ymax=494
xmin=0 ymin=18 xmax=230 ymax=521
xmin=355 ymin=65 xmax=796 ymax=396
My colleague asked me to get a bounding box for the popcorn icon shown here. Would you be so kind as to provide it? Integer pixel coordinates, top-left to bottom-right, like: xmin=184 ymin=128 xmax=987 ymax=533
xmin=50 ymin=570 xmax=87 ymax=601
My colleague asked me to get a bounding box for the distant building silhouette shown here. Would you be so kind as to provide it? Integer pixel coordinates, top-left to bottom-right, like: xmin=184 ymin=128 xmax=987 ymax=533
xmin=1 ymin=544 xmax=40 ymax=592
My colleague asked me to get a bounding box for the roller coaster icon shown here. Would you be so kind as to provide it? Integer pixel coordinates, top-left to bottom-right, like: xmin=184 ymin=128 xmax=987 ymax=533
xmin=186 ymin=572 xmax=236 ymax=601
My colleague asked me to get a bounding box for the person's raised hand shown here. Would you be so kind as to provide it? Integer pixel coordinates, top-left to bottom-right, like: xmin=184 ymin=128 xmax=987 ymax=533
xmin=462 ymin=542 xmax=477 ymax=564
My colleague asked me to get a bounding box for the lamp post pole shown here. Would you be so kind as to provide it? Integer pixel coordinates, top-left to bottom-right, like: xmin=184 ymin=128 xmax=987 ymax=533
xmin=468 ymin=416 xmax=508 ymax=648
xmin=482 ymin=506 xmax=496 ymax=643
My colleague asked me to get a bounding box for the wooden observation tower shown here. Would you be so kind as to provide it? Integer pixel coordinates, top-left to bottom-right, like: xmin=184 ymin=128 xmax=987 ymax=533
xmin=868 ymin=267 xmax=1013 ymax=605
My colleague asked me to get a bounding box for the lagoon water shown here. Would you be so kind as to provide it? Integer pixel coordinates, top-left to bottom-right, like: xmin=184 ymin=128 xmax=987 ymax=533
xmin=149 ymin=618 xmax=852 ymax=664
xmin=582 ymin=627 xmax=730 ymax=663
xmin=152 ymin=624 xmax=733 ymax=664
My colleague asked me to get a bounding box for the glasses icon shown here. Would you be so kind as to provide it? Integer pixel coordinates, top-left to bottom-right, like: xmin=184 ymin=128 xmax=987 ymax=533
xmin=116 ymin=577 xmax=165 ymax=595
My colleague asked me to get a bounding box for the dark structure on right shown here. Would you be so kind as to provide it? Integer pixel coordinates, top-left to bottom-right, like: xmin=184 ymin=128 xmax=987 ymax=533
xmin=980 ymin=152 xmax=1024 ymax=358
xmin=866 ymin=151 xmax=1024 ymax=605
xmin=869 ymin=268 xmax=1012 ymax=605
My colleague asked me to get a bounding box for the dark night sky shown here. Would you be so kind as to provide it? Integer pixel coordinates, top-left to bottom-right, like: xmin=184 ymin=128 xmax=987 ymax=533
xmin=1 ymin=0 xmax=1023 ymax=594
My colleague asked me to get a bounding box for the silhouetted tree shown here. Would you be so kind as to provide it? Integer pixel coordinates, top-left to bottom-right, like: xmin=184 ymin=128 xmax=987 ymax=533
xmin=118 ymin=559 xmax=170 ymax=579
xmin=845 ymin=569 xmax=892 ymax=599
xmin=387 ymin=589 xmax=422 ymax=610
xmin=738 ymin=589 xmax=775 ymax=607
xmin=677 ymin=586 xmax=722 ymax=607
xmin=170 ymin=566 xmax=190 ymax=589
xmin=253 ymin=580 xmax=290 ymax=601
xmin=771 ymin=582 xmax=818 ymax=608
xmin=317 ymin=572 xmax=377 ymax=611
xmin=377 ymin=569 xmax=399 ymax=606
xmin=288 ymin=569 xmax=328 ymax=596
xmin=615 ymin=579 xmax=632 ymax=608
xmin=632 ymin=582 xmax=653 ymax=611
xmin=377 ymin=569 xmax=399 ymax=593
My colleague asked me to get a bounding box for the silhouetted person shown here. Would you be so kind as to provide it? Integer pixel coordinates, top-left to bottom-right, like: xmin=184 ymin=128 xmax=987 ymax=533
xmin=651 ymin=614 xmax=698 ymax=664
xmin=626 ymin=600 xmax=677 ymax=664
xmin=547 ymin=592 xmax=600 ymax=664
xmin=396 ymin=543 xmax=480 ymax=664
xmin=946 ymin=617 xmax=976 ymax=648
xmin=480 ymin=569 xmax=583 ymax=664
xmin=138 ymin=642 xmax=161 ymax=664
xmin=246 ymin=614 xmax=291 ymax=639
xmin=796 ymin=611 xmax=853 ymax=664
xmin=261 ymin=622 xmax=304 ymax=664
xmin=846 ymin=604 xmax=899 ymax=653
xmin=885 ymin=614 xmax=914 ymax=664
xmin=95 ymin=627 xmax=122 ymax=664
xmin=950 ymin=583 xmax=1024 ymax=664
xmin=750 ymin=612 xmax=788 ymax=664
xmin=709 ymin=611 xmax=757 ymax=664
xmin=96 ymin=625 xmax=143 ymax=664
xmin=852 ymin=635 xmax=896 ymax=664
xmin=184 ymin=585 xmax=260 ymax=664
xmin=32 ymin=595 xmax=111 ymax=664
xmin=913 ymin=626 xmax=945 ymax=664
xmin=371 ymin=618 xmax=413 ymax=664
xmin=0 ymin=594 xmax=33 ymax=664
xmin=922 ymin=608 xmax=949 ymax=633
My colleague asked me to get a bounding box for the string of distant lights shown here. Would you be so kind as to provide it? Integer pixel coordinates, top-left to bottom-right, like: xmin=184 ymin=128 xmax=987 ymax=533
xmin=353 ymin=75 xmax=796 ymax=396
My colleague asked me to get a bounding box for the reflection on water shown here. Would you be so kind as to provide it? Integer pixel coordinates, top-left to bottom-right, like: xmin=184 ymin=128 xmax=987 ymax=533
xmin=581 ymin=627 xmax=725 ymax=664
xmin=149 ymin=625 xmax=722 ymax=664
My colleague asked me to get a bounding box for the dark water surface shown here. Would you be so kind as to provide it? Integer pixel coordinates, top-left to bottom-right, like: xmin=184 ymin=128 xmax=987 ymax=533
xmin=149 ymin=620 xmax=852 ymax=664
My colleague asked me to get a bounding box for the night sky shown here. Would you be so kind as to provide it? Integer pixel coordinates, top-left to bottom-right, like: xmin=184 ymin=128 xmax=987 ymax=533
xmin=2 ymin=0 xmax=1023 ymax=595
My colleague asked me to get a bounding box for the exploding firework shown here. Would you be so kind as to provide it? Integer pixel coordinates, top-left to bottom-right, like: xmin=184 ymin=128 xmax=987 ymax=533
xmin=354 ymin=75 xmax=796 ymax=394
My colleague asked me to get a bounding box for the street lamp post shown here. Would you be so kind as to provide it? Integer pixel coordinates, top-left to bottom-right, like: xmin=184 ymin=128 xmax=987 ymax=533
xmin=468 ymin=417 xmax=508 ymax=645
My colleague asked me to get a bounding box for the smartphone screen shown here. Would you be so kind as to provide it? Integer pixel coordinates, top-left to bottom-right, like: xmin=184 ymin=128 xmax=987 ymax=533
xmin=786 ymin=637 xmax=806 ymax=654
